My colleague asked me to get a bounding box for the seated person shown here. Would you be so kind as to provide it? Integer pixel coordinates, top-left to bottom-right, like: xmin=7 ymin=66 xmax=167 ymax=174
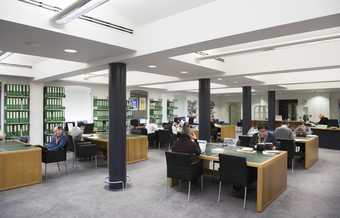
xmin=46 ymin=126 xmax=67 ymax=151
xmin=172 ymin=126 xmax=201 ymax=155
xmin=295 ymin=124 xmax=307 ymax=137
xmin=274 ymin=120 xmax=294 ymax=140
xmin=69 ymin=123 xmax=85 ymax=142
xmin=318 ymin=113 xmax=329 ymax=125
xmin=251 ymin=125 xmax=277 ymax=147
xmin=146 ymin=118 xmax=158 ymax=134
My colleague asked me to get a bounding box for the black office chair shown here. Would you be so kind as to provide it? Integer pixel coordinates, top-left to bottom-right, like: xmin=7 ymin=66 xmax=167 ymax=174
xmin=67 ymin=135 xmax=98 ymax=168
xmin=42 ymin=140 xmax=68 ymax=182
xmin=165 ymin=151 xmax=203 ymax=201
xmin=217 ymin=154 xmax=255 ymax=209
xmin=238 ymin=135 xmax=254 ymax=147
xmin=277 ymin=139 xmax=296 ymax=173
xmin=148 ymin=132 xmax=158 ymax=148
xmin=158 ymin=130 xmax=173 ymax=150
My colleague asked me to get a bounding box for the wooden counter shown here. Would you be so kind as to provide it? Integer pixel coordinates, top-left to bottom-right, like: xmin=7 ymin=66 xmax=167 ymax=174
xmin=215 ymin=124 xmax=236 ymax=139
xmin=0 ymin=141 xmax=42 ymax=191
xmin=84 ymin=134 xmax=148 ymax=164
xmin=295 ymin=136 xmax=319 ymax=169
xmin=252 ymin=120 xmax=303 ymax=129
xmin=311 ymin=128 xmax=340 ymax=150
xmin=199 ymin=144 xmax=287 ymax=212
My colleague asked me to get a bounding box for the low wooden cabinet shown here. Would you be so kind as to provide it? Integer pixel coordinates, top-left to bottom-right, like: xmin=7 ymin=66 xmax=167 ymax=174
xmin=0 ymin=142 xmax=42 ymax=191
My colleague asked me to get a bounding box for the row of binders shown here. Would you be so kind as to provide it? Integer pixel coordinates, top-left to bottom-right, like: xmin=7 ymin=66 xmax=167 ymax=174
xmin=5 ymin=124 xmax=29 ymax=137
xmin=5 ymin=97 xmax=29 ymax=109
xmin=45 ymin=111 xmax=65 ymax=121
xmin=45 ymin=98 xmax=63 ymax=109
xmin=5 ymin=111 xmax=29 ymax=123
xmin=5 ymin=84 xmax=30 ymax=96
xmin=94 ymin=99 xmax=108 ymax=109
xmin=45 ymin=123 xmax=64 ymax=134
xmin=45 ymin=86 xmax=65 ymax=97
xmin=94 ymin=110 xmax=108 ymax=120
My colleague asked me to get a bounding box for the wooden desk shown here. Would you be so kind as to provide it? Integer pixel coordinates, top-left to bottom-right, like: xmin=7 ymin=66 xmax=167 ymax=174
xmin=219 ymin=125 xmax=236 ymax=139
xmin=84 ymin=134 xmax=148 ymax=164
xmin=200 ymin=144 xmax=287 ymax=213
xmin=311 ymin=128 xmax=340 ymax=150
xmin=295 ymin=136 xmax=319 ymax=169
xmin=0 ymin=141 xmax=42 ymax=191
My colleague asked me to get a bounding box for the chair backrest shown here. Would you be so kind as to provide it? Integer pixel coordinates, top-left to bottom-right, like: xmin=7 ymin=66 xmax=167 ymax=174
xmin=165 ymin=151 xmax=194 ymax=179
xmin=219 ymin=154 xmax=248 ymax=186
xmin=66 ymin=134 xmax=75 ymax=152
xmin=158 ymin=130 xmax=172 ymax=144
xmin=238 ymin=135 xmax=253 ymax=147
xmin=277 ymin=139 xmax=296 ymax=159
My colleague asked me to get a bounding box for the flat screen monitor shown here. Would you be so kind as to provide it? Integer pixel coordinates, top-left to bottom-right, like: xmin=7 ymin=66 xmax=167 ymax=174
xmin=139 ymin=118 xmax=147 ymax=124
xmin=130 ymin=119 xmax=139 ymax=127
xmin=328 ymin=119 xmax=339 ymax=127
xmin=83 ymin=123 xmax=94 ymax=134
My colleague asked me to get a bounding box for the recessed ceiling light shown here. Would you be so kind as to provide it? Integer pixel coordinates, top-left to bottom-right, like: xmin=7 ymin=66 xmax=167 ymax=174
xmin=233 ymin=81 xmax=239 ymax=84
xmin=180 ymin=71 xmax=188 ymax=74
xmin=64 ymin=49 xmax=78 ymax=53
xmin=217 ymin=78 xmax=223 ymax=81
xmin=148 ymin=65 xmax=157 ymax=68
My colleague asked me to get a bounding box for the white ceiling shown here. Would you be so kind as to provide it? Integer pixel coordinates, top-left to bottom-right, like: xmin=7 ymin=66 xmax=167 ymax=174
xmin=0 ymin=19 xmax=134 ymax=63
xmin=1 ymin=0 xmax=340 ymax=96
xmin=42 ymin=0 xmax=217 ymax=25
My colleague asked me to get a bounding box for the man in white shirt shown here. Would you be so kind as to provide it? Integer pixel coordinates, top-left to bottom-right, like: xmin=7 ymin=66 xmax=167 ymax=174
xmin=146 ymin=119 xmax=158 ymax=134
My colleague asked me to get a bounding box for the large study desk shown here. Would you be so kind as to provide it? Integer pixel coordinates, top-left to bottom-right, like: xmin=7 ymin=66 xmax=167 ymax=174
xmin=84 ymin=133 xmax=148 ymax=164
xmin=311 ymin=127 xmax=340 ymax=150
xmin=295 ymin=136 xmax=319 ymax=168
xmin=200 ymin=144 xmax=287 ymax=213
xmin=0 ymin=141 xmax=42 ymax=191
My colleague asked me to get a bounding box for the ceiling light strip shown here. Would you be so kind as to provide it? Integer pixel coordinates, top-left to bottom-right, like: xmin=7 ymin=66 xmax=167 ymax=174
xmin=197 ymin=33 xmax=340 ymax=60
xmin=0 ymin=63 xmax=32 ymax=69
xmin=17 ymin=0 xmax=133 ymax=34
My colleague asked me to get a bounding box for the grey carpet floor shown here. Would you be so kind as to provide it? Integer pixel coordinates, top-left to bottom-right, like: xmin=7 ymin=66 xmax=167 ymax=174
xmin=1 ymin=148 xmax=340 ymax=218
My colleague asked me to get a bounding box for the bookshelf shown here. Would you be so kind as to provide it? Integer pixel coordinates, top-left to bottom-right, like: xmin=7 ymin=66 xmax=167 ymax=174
xmin=43 ymin=86 xmax=65 ymax=144
xmin=149 ymin=99 xmax=163 ymax=126
xmin=167 ymin=99 xmax=177 ymax=122
xmin=4 ymin=84 xmax=30 ymax=140
xmin=126 ymin=100 xmax=133 ymax=127
xmin=93 ymin=98 xmax=108 ymax=132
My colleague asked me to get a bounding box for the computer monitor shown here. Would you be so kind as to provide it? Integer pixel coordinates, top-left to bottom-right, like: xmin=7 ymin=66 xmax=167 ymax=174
xmin=83 ymin=123 xmax=94 ymax=134
xmin=328 ymin=119 xmax=339 ymax=127
xmin=77 ymin=120 xmax=87 ymax=127
xmin=139 ymin=118 xmax=147 ymax=125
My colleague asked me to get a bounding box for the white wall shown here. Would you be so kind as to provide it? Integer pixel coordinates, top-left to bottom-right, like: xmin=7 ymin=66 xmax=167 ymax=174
xmin=64 ymin=86 xmax=92 ymax=123
xmin=213 ymin=91 xmax=331 ymax=123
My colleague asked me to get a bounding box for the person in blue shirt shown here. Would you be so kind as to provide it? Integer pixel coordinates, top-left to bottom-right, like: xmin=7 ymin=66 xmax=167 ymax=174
xmin=46 ymin=126 xmax=67 ymax=151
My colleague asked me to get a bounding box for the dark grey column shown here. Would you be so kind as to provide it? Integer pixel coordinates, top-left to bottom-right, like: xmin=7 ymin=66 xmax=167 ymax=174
xmin=199 ymin=78 xmax=211 ymax=141
xmin=108 ymin=63 xmax=126 ymax=190
xmin=242 ymin=86 xmax=252 ymax=135
xmin=268 ymin=90 xmax=276 ymax=131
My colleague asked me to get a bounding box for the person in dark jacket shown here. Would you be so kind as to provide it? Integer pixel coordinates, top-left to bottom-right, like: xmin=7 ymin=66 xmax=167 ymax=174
xmin=251 ymin=125 xmax=277 ymax=147
xmin=172 ymin=126 xmax=201 ymax=155
xmin=318 ymin=113 xmax=329 ymax=125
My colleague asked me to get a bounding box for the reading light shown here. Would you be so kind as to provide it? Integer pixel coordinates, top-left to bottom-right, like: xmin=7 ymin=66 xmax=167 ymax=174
xmin=64 ymin=49 xmax=78 ymax=53
xmin=148 ymin=65 xmax=157 ymax=69
xmin=53 ymin=0 xmax=110 ymax=25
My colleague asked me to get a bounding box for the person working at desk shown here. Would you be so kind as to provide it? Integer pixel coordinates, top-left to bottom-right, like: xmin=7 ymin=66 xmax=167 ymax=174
xmin=146 ymin=118 xmax=158 ymax=134
xmin=69 ymin=123 xmax=85 ymax=141
xmin=252 ymin=125 xmax=277 ymax=146
xmin=274 ymin=120 xmax=294 ymax=140
xmin=318 ymin=113 xmax=329 ymax=125
xmin=46 ymin=126 xmax=67 ymax=151
xmin=172 ymin=126 xmax=201 ymax=155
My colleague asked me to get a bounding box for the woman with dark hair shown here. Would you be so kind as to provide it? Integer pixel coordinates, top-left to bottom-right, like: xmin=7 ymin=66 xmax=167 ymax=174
xmin=172 ymin=126 xmax=201 ymax=155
